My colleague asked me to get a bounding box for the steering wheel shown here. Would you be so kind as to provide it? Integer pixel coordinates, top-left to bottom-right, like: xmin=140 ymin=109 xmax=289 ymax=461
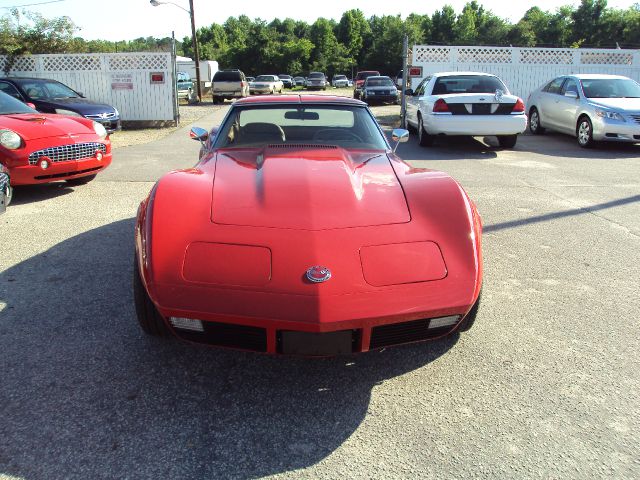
xmin=312 ymin=128 xmax=363 ymax=143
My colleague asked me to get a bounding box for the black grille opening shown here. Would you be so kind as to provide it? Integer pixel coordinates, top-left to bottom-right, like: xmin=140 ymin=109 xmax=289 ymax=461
xmin=267 ymin=144 xmax=338 ymax=149
xmin=34 ymin=166 xmax=103 ymax=180
xmin=370 ymin=318 xmax=455 ymax=350
xmin=174 ymin=321 xmax=267 ymax=352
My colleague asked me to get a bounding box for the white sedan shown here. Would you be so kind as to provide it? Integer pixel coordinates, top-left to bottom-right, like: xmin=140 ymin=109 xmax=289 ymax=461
xmin=250 ymin=75 xmax=284 ymax=95
xmin=405 ymin=72 xmax=527 ymax=148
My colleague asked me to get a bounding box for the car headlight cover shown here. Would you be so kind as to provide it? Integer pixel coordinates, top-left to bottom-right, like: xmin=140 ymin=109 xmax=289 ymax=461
xmin=93 ymin=121 xmax=107 ymax=139
xmin=595 ymin=108 xmax=625 ymax=122
xmin=0 ymin=129 xmax=22 ymax=149
xmin=55 ymin=108 xmax=82 ymax=117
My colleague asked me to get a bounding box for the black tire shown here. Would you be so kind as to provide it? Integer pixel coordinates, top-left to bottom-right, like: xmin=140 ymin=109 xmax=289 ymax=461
xmin=66 ymin=174 xmax=97 ymax=186
xmin=529 ymin=107 xmax=545 ymax=134
xmin=133 ymin=255 xmax=170 ymax=336
xmin=497 ymin=134 xmax=518 ymax=148
xmin=458 ymin=291 xmax=481 ymax=332
xmin=4 ymin=183 xmax=12 ymax=206
xmin=212 ymin=96 xmax=222 ymax=104
xmin=577 ymin=116 xmax=595 ymax=148
xmin=418 ymin=115 xmax=434 ymax=147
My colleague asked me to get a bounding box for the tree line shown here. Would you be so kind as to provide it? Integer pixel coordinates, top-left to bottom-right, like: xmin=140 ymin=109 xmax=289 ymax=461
xmin=1 ymin=1 xmax=640 ymax=77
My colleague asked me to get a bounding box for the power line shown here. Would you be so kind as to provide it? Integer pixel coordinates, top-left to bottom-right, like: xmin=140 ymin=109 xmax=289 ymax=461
xmin=1 ymin=0 xmax=66 ymax=8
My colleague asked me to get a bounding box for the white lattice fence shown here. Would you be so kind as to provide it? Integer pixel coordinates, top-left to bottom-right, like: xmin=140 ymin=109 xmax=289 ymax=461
xmin=411 ymin=45 xmax=640 ymax=102
xmin=0 ymin=52 xmax=175 ymax=124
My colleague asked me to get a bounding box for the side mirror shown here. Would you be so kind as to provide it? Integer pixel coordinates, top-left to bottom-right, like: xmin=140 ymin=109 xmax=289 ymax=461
xmin=77 ymin=92 xmax=85 ymax=98
xmin=26 ymin=102 xmax=36 ymax=109
xmin=391 ymin=128 xmax=409 ymax=152
xmin=405 ymin=88 xmax=414 ymax=96
xmin=564 ymin=91 xmax=578 ymax=99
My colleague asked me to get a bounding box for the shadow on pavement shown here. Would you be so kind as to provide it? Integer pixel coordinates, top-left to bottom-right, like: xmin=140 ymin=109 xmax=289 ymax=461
xmin=0 ymin=218 xmax=457 ymax=479
xmin=395 ymin=134 xmax=500 ymax=161
xmin=517 ymin=132 xmax=640 ymax=159
xmin=10 ymin=183 xmax=75 ymax=206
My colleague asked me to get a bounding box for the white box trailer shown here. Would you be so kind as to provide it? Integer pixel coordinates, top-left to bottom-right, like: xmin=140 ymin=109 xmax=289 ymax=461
xmin=176 ymin=60 xmax=219 ymax=90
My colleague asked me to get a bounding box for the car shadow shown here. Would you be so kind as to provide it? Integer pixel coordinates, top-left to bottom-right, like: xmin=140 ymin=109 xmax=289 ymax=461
xmin=0 ymin=218 xmax=458 ymax=479
xmin=395 ymin=134 xmax=500 ymax=161
xmin=9 ymin=183 xmax=75 ymax=206
xmin=517 ymin=132 xmax=640 ymax=159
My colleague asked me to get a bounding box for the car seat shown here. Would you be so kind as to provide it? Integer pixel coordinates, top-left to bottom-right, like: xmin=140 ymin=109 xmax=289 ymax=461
xmin=240 ymin=122 xmax=286 ymax=145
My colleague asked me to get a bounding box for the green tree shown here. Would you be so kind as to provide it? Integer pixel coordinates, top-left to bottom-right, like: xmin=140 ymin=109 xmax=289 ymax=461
xmin=431 ymin=5 xmax=457 ymax=44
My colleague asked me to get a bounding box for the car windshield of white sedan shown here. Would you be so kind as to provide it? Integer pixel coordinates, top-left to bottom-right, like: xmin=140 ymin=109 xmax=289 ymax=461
xmin=256 ymin=76 xmax=276 ymax=82
xmin=433 ymin=75 xmax=507 ymax=95
xmin=215 ymin=105 xmax=388 ymax=149
xmin=581 ymin=79 xmax=640 ymax=98
xmin=0 ymin=91 xmax=36 ymax=114
xmin=366 ymin=78 xmax=394 ymax=87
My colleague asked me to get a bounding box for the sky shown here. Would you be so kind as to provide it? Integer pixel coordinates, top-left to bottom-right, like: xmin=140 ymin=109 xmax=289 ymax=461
xmin=0 ymin=0 xmax=637 ymax=42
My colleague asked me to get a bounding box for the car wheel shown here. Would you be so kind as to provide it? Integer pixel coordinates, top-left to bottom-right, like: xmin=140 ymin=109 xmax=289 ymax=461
xmin=458 ymin=291 xmax=481 ymax=332
xmin=418 ymin=115 xmax=434 ymax=147
xmin=577 ymin=116 xmax=595 ymax=148
xmin=66 ymin=174 xmax=97 ymax=186
xmin=4 ymin=183 xmax=12 ymax=206
xmin=133 ymin=255 xmax=170 ymax=336
xmin=497 ymin=135 xmax=518 ymax=148
xmin=529 ymin=107 xmax=545 ymax=134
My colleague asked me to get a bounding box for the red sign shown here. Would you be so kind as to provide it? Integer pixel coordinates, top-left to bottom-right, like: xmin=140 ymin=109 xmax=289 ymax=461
xmin=150 ymin=72 xmax=165 ymax=84
xmin=408 ymin=66 xmax=423 ymax=77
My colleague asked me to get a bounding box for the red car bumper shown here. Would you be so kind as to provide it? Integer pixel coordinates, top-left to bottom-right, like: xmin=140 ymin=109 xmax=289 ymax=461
xmin=9 ymin=155 xmax=111 ymax=185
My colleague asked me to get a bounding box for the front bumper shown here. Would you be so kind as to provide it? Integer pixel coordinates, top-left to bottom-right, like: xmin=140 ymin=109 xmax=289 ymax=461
xmin=8 ymin=154 xmax=112 ymax=185
xmin=592 ymin=116 xmax=640 ymax=142
xmin=251 ymin=86 xmax=272 ymax=94
xmin=425 ymin=113 xmax=527 ymax=136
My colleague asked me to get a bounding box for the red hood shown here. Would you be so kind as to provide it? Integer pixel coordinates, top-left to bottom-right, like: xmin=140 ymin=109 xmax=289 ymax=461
xmin=211 ymin=146 xmax=410 ymax=230
xmin=0 ymin=113 xmax=95 ymax=141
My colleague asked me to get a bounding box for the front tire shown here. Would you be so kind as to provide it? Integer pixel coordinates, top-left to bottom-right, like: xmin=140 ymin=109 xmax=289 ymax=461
xmin=577 ymin=116 xmax=595 ymax=148
xmin=458 ymin=292 xmax=481 ymax=332
xmin=497 ymin=135 xmax=518 ymax=148
xmin=529 ymin=107 xmax=545 ymax=134
xmin=133 ymin=256 xmax=170 ymax=336
xmin=418 ymin=115 xmax=434 ymax=147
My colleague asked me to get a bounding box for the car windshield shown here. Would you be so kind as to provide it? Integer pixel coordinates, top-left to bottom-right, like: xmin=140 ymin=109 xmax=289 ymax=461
xmin=580 ymin=78 xmax=640 ymax=98
xmin=17 ymin=80 xmax=79 ymax=99
xmin=215 ymin=104 xmax=388 ymax=150
xmin=0 ymin=91 xmax=37 ymax=114
xmin=256 ymin=76 xmax=275 ymax=82
xmin=366 ymin=78 xmax=394 ymax=87
xmin=334 ymin=76 xmax=346 ymax=80
xmin=356 ymin=72 xmax=379 ymax=80
xmin=279 ymin=75 xmax=291 ymax=79
xmin=309 ymin=73 xmax=324 ymax=79
xmin=432 ymin=75 xmax=508 ymax=95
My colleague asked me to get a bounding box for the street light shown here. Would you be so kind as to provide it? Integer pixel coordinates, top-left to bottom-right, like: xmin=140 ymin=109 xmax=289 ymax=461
xmin=150 ymin=0 xmax=202 ymax=103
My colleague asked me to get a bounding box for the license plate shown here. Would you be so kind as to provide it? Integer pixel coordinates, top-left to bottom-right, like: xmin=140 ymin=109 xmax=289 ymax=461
xmin=280 ymin=330 xmax=354 ymax=355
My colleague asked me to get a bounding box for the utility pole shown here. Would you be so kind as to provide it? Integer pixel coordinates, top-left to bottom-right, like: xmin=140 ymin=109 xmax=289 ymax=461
xmin=189 ymin=0 xmax=202 ymax=102
xmin=400 ymin=35 xmax=409 ymax=129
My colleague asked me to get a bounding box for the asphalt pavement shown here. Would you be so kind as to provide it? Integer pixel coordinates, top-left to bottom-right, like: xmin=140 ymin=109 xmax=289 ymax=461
xmin=0 ymin=105 xmax=639 ymax=479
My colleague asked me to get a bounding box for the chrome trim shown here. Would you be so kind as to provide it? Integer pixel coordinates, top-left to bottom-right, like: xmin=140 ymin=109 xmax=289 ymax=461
xmin=28 ymin=143 xmax=107 ymax=165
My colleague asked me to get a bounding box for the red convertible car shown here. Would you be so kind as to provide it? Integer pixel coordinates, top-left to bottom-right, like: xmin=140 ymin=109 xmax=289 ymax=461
xmin=134 ymin=95 xmax=482 ymax=355
xmin=0 ymin=91 xmax=111 ymax=202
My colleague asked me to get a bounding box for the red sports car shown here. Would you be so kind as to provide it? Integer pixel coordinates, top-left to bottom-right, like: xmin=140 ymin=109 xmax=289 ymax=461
xmin=134 ymin=95 xmax=482 ymax=355
xmin=0 ymin=91 xmax=111 ymax=200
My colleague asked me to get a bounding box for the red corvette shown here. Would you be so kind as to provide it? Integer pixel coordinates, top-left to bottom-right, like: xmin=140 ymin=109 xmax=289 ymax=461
xmin=134 ymin=95 xmax=482 ymax=355
xmin=0 ymin=91 xmax=111 ymax=202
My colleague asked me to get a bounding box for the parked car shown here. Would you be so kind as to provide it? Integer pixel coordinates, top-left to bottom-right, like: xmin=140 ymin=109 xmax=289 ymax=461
xmin=246 ymin=76 xmax=255 ymax=83
xmin=293 ymin=76 xmax=306 ymax=87
xmin=278 ymin=74 xmax=294 ymax=88
xmin=176 ymin=71 xmax=196 ymax=103
xmin=211 ymin=69 xmax=249 ymax=104
xmin=0 ymin=163 xmax=9 ymax=214
xmin=0 ymin=91 xmax=111 ymax=189
xmin=306 ymin=72 xmax=327 ymax=90
xmin=133 ymin=95 xmax=482 ymax=355
xmin=527 ymin=74 xmax=640 ymax=148
xmin=405 ymin=71 xmax=527 ymax=148
xmin=250 ymin=75 xmax=284 ymax=95
xmin=331 ymin=75 xmax=349 ymax=88
xmin=353 ymin=70 xmax=380 ymax=99
xmin=361 ymin=76 xmax=399 ymax=105
xmin=0 ymin=77 xmax=121 ymax=133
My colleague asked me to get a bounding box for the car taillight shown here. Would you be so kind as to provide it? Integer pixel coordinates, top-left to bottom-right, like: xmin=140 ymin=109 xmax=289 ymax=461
xmin=512 ymin=98 xmax=525 ymax=113
xmin=241 ymin=81 xmax=246 ymax=87
xmin=433 ymin=98 xmax=449 ymax=113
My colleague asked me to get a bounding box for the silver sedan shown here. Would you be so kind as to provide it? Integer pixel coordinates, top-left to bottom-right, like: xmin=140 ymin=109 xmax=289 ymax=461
xmin=527 ymin=74 xmax=640 ymax=148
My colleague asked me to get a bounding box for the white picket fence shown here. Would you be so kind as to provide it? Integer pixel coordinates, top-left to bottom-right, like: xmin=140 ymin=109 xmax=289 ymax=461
xmin=0 ymin=53 xmax=176 ymax=125
xmin=411 ymin=46 xmax=640 ymax=101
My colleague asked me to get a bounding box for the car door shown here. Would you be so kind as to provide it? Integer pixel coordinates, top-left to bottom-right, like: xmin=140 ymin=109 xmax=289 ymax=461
xmin=406 ymin=77 xmax=430 ymax=129
xmin=538 ymin=77 xmax=567 ymax=131
xmin=555 ymin=78 xmax=581 ymax=135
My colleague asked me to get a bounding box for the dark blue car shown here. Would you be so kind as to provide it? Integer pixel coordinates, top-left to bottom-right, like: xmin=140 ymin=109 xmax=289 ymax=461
xmin=0 ymin=77 xmax=120 ymax=133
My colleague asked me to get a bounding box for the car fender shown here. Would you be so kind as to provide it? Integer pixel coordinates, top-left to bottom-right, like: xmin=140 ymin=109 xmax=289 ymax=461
xmin=389 ymin=155 xmax=482 ymax=305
